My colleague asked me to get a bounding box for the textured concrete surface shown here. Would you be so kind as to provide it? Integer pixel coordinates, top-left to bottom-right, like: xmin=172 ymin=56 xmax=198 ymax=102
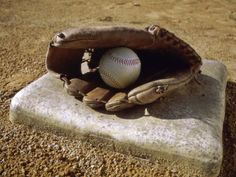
xmin=10 ymin=59 xmax=227 ymax=177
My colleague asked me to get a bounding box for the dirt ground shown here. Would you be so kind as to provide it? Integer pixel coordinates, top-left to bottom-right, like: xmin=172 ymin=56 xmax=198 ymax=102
xmin=0 ymin=0 xmax=236 ymax=176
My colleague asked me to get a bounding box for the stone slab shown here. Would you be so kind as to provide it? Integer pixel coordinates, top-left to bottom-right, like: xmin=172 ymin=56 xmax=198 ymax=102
xmin=9 ymin=60 xmax=227 ymax=177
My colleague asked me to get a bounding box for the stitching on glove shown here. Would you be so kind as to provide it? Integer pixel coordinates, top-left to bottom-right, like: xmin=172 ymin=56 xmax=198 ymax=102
xmin=60 ymin=75 xmax=71 ymax=85
xmin=155 ymin=85 xmax=168 ymax=94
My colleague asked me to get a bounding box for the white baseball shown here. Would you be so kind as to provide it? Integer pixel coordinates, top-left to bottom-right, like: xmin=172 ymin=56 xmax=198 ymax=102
xmin=99 ymin=47 xmax=141 ymax=89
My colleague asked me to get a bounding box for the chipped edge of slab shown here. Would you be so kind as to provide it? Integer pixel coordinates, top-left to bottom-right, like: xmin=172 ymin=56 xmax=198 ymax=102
xmin=9 ymin=109 xmax=219 ymax=176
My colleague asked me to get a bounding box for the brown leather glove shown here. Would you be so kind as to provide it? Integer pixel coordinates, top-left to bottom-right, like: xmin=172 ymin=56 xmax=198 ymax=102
xmin=46 ymin=25 xmax=202 ymax=111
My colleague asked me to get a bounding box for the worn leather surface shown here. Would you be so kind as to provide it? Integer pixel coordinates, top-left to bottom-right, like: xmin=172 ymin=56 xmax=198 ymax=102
xmin=46 ymin=25 xmax=202 ymax=111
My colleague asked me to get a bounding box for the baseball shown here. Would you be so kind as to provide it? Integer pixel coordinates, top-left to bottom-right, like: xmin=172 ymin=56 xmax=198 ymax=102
xmin=99 ymin=47 xmax=141 ymax=89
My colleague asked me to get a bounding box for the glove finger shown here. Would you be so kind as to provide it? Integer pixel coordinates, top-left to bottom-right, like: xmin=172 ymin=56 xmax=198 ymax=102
xmin=83 ymin=87 xmax=114 ymax=108
xmin=128 ymin=69 xmax=195 ymax=105
xmin=61 ymin=77 xmax=96 ymax=99
xmin=105 ymin=92 xmax=135 ymax=112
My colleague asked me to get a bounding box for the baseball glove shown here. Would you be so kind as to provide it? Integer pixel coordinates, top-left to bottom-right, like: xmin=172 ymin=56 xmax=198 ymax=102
xmin=46 ymin=25 xmax=202 ymax=112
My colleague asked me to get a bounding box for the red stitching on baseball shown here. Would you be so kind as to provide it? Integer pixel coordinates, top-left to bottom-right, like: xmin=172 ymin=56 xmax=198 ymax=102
xmin=108 ymin=52 xmax=140 ymax=66
xmin=99 ymin=68 xmax=122 ymax=88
